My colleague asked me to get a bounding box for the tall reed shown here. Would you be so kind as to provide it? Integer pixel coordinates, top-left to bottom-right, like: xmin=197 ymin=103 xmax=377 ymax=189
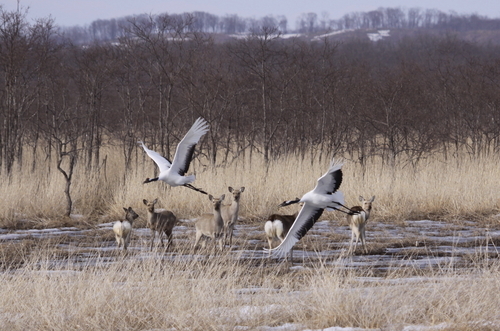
xmin=1 ymin=144 xmax=499 ymax=227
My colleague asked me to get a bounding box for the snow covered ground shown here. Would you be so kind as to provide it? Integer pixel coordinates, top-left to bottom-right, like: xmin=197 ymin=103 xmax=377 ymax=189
xmin=1 ymin=216 xmax=499 ymax=330
xmin=1 ymin=216 xmax=498 ymax=270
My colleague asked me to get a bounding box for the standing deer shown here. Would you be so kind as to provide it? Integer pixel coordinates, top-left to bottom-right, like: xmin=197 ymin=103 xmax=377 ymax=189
xmin=194 ymin=194 xmax=225 ymax=251
xmin=347 ymin=195 xmax=375 ymax=254
xmin=264 ymin=212 xmax=298 ymax=262
xmin=221 ymin=186 xmax=245 ymax=247
xmin=113 ymin=207 xmax=139 ymax=251
xmin=143 ymin=199 xmax=178 ymax=251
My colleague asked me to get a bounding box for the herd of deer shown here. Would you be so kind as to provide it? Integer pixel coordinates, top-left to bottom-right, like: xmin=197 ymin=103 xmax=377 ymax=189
xmin=111 ymin=117 xmax=376 ymax=261
xmin=112 ymin=188 xmax=376 ymax=260
xmin=112 ymin=187 xmax=245 ymax=252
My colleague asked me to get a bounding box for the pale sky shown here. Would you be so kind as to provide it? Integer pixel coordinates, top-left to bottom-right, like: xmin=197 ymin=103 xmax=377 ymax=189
xmin=3 ymin=0 xmax=500 ymax=27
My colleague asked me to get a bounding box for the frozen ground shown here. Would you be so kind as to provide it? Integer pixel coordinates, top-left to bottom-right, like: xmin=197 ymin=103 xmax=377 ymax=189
xmin=1 ymin=216 xmax=498 ymax=271
xmin=1 ymin=217 xmax=499 ymax=330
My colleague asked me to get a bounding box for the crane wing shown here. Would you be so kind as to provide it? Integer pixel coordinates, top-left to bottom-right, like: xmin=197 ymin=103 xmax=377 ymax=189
xmin=314 ymin=158 xmax=343 ymax=195
xmin=171 ymin=117 xmax=209 ymax=176
xmin=139 ymin=141 xmax=172 ymax=173
xmin=268 ymin=203 xmax=324 ymax=258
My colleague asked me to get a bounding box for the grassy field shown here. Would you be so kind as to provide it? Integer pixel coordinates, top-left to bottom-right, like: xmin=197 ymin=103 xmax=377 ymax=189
xmin=0 ymin=145 xmax=499 ymax=227
xmin=1 ymin=145 xmax=500 ymax=330
xmin=1 ymin=247 xmax=500 ymax=330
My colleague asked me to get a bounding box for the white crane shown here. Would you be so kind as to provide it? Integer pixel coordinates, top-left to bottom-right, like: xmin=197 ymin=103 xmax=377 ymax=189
xmin=139 ymin=117 xmax=209 ymax=195
xmin=268 ymin=158 xmax=358 ymax=258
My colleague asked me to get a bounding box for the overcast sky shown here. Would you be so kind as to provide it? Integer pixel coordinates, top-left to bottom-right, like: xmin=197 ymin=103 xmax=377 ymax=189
xmin=3 ymin=0 xmax=500 ymax=27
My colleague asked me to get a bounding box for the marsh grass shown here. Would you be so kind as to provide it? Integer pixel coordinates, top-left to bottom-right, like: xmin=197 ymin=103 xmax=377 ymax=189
xmin=1 ymin=144 xmax=500 ymax=228
xmin=2 ymin=145 xmax=500 ymax=330
xmin=0 ymin=225 xmax=499 ymax=330
xmin=1 ymin=246 xmax=500 ymax=330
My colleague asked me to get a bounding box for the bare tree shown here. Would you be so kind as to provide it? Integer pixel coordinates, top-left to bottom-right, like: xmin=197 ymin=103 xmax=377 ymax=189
xmin=227 ymin=26 xmax=291 ymax=164
xmin=0 ymin=7 xmax=57 ymax=174
xmin=39 ymin=101 xmax=85 ymax=217
xmin=125 ymin=13 xmax=198 ymax=159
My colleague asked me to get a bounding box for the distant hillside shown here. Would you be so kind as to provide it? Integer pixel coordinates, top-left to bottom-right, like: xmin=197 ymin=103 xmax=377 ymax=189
xmin=59 ymin=7 xmax=500 ymax=45
xmin=305 ymin=28 xmax=500 ymax=45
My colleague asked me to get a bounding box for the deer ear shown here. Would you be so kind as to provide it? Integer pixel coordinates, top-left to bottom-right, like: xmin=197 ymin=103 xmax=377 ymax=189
xmin=228 ymin=187 xmax=233 ymax=192
xmin=220 ymin=194 xmax=225 ymax=201
xmin=208 ymin=194 xmax=213 ymax=201
xmin=240 ymin=187 xmax=245 ymax=192
xmin=153 ymin=198 xmax=158 ymax=204
xmin=371 ymin=196 xmax=375 ymax=202
xmin=143 ymin=199 xmax=147 ymax=205
xmin=359 ymin=196 xmax=364 ymax=202
xmin=123 ymin=207 xmax=128 ymax=212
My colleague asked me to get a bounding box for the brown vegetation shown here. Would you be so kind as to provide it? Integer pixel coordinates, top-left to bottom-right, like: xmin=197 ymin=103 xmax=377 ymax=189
xmin=0 ymin=244 xmax=500 ymax=330
xmin=1 ymin=8 xmax=500 ymax=330
xmin=1 ymin=8 xmax=500 ymax=225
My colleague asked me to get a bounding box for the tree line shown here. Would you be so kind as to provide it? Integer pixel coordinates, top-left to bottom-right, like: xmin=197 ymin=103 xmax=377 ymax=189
xmin=59 ymin=7 xmax=500 ymax=45
xmin=1 ymin=6 xmax=500 ymax=180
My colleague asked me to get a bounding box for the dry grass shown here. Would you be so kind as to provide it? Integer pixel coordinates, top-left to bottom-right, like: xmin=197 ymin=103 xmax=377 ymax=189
xmin=1 ymin=145 xmax=500 ymax=228
xmin=2 ymin=145 xmax=500 ymax=330
xmin=1 ymin=248 xmax=500 ymax=330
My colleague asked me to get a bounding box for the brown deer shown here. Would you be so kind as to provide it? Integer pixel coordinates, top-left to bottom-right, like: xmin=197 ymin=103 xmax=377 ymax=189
xmin=264 ymin=212 xmax=298 ymax=262
xmin=113 ymin=207 xmax=139 ymax=251
xmin=194 ymin=194 xmax=225 ymax=251
xmin=143 ymin=199 xmax=178 ymax=251
xmin=221 ymin=186 xmax=245 ymax=247
xmin=347 ymin=195 xmax=375 ymax=254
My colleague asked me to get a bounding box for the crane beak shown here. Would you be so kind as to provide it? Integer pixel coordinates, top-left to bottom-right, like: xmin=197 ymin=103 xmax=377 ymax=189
xmin=279 ymin=198 xmax=300 ymax=207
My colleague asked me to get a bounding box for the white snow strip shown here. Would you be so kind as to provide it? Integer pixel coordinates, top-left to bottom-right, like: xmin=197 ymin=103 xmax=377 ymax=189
xmin=313 ymin=29 xmax=355 ymax=40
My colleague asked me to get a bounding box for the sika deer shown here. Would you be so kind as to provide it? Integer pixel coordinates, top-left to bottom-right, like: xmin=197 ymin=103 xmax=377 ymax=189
xmin=143 ymin=199 xmax=178 ymax=251
xmin=264 ymin=212 xmax=297 ymax=262
xmin=113 ymin=207 xmax=139 ymax=251
xmin=221 ymin=186 xmax=245 ymax=247
xmin=194 ymin=194 xmax=225 ymax=251
xmin=347 ymin=195 xmax=375 ymax=254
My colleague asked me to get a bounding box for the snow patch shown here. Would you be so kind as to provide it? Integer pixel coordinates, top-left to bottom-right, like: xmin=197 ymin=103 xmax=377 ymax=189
xmin=229 ymin=33 xmax=303 ymax=40
xmin=367 ymin=30 xmax=390 ymax=42
xmin=313 ymin=29 xmax=355 ymax=40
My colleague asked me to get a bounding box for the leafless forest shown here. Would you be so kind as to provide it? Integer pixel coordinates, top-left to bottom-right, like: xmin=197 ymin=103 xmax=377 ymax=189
xmin=1 ymin=6 xmax=500 ymax=181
